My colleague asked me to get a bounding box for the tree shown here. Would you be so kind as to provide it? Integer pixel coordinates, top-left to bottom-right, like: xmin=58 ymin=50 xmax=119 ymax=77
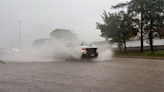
xmin=96 ymin=11 xmax=123 ymax=52
xmin=118 ymin=10 xmax=138 ymax=53
xmin=112 ymin=0 xmax=145 ymax=52
xmin=112 ymin=0 xmax=164 ymax=52
xmin=95 ymin=22 xmax=109 ymax=41
xmin=96 ymin=11 xmax=138 ymax=53
xmin=128 ymin=0 xmax=146 ymax=52
xmin=50 ymin=29 xmax=78 ymax=42
xmin=142 ymin=0 xmax=164 ymax=52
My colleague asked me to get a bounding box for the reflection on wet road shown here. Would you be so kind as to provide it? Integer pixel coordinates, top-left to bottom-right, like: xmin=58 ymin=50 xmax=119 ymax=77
xmin=0 ymin=58 xmax=164 ymax=92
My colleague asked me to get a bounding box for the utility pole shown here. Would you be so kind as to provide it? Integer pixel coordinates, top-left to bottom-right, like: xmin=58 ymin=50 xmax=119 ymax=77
xmin=19 ymin=21 xmax=21 ymax=47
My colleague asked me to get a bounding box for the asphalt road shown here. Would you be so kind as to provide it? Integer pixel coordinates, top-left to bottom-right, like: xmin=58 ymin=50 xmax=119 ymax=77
xmin=0 ymin=58 xmax=164 ymax=92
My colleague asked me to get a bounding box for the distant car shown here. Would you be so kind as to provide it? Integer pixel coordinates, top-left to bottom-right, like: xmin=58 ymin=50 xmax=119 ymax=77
xmin=66 ymin=41 xmax=98 ymax=58
xmin=8 ymin=48 xmax=25 ymax=53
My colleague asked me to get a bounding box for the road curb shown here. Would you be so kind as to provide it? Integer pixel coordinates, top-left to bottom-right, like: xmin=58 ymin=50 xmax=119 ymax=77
xmin=114 ymin=56 xmax=164 ymax=60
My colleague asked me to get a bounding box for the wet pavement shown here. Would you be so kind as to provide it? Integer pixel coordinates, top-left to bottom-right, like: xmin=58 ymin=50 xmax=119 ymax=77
xmin=0 ymin=58 xmax=164 ymax=92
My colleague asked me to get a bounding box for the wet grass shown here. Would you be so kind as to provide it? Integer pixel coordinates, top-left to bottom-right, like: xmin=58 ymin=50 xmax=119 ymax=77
xmin=116 ymin=51 xmax=164 ymax=57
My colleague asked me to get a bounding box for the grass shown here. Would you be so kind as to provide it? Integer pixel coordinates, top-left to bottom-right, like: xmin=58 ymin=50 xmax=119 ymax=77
xmin=116 ymin=51 xmax=164 ymax=57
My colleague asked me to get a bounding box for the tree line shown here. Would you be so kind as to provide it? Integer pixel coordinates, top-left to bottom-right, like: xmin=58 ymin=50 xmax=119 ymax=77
xmin=96 ymin=0 xmax=164 ymax=53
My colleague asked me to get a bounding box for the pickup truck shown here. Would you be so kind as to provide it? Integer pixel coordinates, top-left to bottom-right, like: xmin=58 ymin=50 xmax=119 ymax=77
xmin=66 ymin=41 xmax=98 ymax=58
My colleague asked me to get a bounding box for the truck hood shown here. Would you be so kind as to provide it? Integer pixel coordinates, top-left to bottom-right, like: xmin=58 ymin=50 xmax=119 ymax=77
xmin=81 ymin=46 xmax=97 ymax=48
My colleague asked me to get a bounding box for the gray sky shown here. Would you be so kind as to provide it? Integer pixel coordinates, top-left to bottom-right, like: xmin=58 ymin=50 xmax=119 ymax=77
xmin=0 ymin=0 xmax=129 ymax=48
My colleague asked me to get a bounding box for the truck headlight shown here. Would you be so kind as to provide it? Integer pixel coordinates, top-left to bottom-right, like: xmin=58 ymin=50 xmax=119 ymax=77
xmin=82 ymin=50 xmax=85 ymax=53
xmin=82 ymin=48 xmax=86 ymax=53
xmin=96 ymin=48 xmax=98 ymax=53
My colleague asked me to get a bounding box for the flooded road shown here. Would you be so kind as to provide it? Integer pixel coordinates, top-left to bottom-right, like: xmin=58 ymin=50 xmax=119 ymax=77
xmin=0 ymin=58 xmax=164 ymax=92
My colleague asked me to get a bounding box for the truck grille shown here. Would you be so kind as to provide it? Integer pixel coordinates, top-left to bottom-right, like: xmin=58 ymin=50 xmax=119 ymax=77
xmin=86 ymin=48 xmax=97 ymax=54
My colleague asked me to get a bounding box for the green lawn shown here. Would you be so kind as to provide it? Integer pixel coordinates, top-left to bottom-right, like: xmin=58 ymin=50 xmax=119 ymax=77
xmin=116 ymin=51 xmax=164 ymax=57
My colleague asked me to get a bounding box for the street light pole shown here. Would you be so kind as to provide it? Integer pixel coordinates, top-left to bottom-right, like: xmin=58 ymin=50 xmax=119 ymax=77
xmin=19 ymin=21 xmax=21 ymax=47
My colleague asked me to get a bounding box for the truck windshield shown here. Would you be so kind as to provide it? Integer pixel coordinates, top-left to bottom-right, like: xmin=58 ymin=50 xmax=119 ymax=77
xmin=80 ymin=42 xmax=88 ymax=46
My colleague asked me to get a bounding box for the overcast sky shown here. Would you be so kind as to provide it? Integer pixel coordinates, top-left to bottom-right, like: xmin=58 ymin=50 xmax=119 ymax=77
xmin=0 ymin=0 xmax=129 ymax=48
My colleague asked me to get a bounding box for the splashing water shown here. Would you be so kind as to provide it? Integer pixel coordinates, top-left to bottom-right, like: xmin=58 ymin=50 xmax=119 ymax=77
xmin=0 ymin=39 xmax=113 ymax=62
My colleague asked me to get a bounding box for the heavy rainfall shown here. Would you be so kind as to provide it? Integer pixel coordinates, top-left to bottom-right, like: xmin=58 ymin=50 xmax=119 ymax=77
xmin=0 ymin=0 xmax=164 ymax=92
